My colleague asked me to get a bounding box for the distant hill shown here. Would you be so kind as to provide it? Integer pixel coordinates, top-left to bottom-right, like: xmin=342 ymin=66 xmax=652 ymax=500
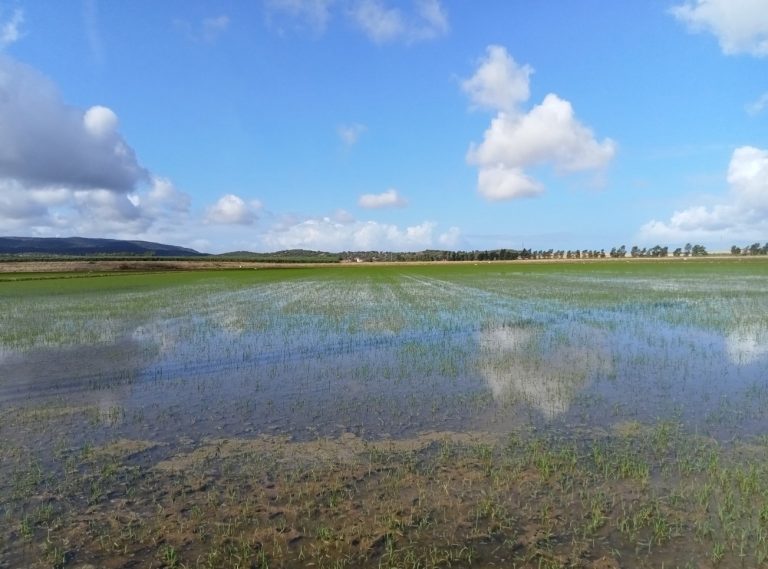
xmin=0 ymin=237 xmax=204 ymax=257
xmin=215 ymin=249 xmax=341 ymax=262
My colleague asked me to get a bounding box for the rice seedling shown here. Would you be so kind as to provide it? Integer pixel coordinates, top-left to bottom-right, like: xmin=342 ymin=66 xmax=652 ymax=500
xmin=1 ymin=259 xmax=767 ymax=566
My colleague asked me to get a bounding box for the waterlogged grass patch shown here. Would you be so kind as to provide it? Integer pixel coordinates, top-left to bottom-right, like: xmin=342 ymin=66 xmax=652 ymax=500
xmin=4 ymin=428 xmax=768 ymax=567
xmin=2 ymin=259 xmax=768 ymax=567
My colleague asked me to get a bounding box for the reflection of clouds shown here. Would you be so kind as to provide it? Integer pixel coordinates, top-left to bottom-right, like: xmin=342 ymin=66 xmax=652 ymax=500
xmin=132 ymin=320 xmax=178 ymax=355
xmin=725 ymin=326 xmax=768 ymax=365
xmin=478 ymin=325 xmax=611 ymax=420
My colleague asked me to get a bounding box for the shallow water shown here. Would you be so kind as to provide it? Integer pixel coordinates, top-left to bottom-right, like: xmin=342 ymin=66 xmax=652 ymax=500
xmin=3 ymin=263 xmax=768 ymax=568
xmin=2 ymin=265 xmax=767 ymax=445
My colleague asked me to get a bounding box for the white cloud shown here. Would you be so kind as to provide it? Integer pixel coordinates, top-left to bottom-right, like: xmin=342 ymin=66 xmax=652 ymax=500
xmin=671 ymin=0 xmax=768 ymax=57
xmin=349 ymin=0 xmax=448 ymax=44
xmin=0 ymin=54 xmax=193 ymax=238
xmin=262 ymin=214 xmax=454 ymax=251
xmin=462 ymin=45 xmax=533 ymax=113
xmin=358 ymin=188 xmax=407 ymax=209
xmin=437 ymin=226 xmax=461 ymax=247
xmin=469 ymin=94 xmax=616 ymax=173
xmin=337 ymin=123 xmax=366 ymax=146
xmin=351 ymin=0 xmax=403 ymax=43
xmin=83 ymin=105 xmax=119 ymax=139
xmin=463 ymin=46 xmax=615 ymax=202
xmin=265 ymin=0 xmax=334 ymax=33
xmin=476 ymin=164 xmax=544 ymax=201
xmin=264 ymin=0 xmax=448 ymax=43
xmin=205 ymin=194 xmax=261 ymax=225
xmin=0 ymin=8 xmax=23 ymax=48
xmin=136 ymin=177 xmax=191 ymax=215
xmin=176 ymin=14 xmax=230 ymax=44
xmin=0 ymin=56 xmax=147 ymax=192
xmin=0 ymin=180 xmax=48 ymax=222
xmin=416 ymin=0 xmax=449 ymax=39
xmin=746 ymin=92 xmax=768 ymax=116
xmin=640 ymin=146 xmax=768 ymax=242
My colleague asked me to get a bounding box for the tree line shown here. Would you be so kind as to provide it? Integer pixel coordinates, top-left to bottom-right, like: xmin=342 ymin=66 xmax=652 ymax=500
xmin=341 ymin=243 xmax=711 ymax=262
xmin=730 ymin=242 xmax=768 ymax=256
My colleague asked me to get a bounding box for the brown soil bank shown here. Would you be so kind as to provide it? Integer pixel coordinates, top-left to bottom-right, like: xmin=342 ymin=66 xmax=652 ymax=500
xmin=0 ymin=255 xmax=746 ymax=274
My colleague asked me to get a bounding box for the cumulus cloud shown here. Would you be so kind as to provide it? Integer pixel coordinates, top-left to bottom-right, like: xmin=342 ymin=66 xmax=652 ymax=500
xmin=469 ymin=95 xmax=616 ymax=173
xmin=0 ymin=180 xmax=48 ymax=223
xmin=133 ymin=177 xmax=191 ymax=214
xmin=205 ymin=194 xmax=261 ymax=225
xmin=0 ymin=8 xmax=23 ymax=48
xmin=671 ymin=0 xmax=768 ymax=57
xmin=640 ymin=146 xmax=768 ymax=242
xmin=262 ymin=214 xmax=458 ymax=251
xmin=462 ymin=45 xmax=532 ymax=113
xmin=0 ymin=56 xmax=147 ymax=192
xmin=350 ymin=0 xmax=449 ymax=44
xmin=476 ymin=164 xmax=544 ymax=200
xmin=358 ymin=188 xmax=407 ymax=209
xmin=337 ymin=123 xmax=366 ymax=146
xmin=463 ymin=46 xmax=616 ymax=202
xmin=83 ymin=105 xmax=119 ymax=139
xmin=0 ymin=54 xmax=192 ymax=238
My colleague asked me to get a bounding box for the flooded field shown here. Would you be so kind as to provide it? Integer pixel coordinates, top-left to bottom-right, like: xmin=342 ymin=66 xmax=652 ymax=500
xmin=2 ymin=259 xmax=768 ymax=568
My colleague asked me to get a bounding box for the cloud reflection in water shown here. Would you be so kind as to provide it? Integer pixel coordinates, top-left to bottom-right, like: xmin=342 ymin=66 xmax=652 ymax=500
xmin=477 ymin=325 xmax=612 ymax=420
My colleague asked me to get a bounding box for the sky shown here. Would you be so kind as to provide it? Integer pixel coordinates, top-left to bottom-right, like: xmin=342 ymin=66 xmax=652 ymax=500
xmin=0 ymin=0 xmax=766 ymax=253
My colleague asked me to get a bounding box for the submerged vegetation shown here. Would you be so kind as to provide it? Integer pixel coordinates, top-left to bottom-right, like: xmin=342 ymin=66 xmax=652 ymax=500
xmin=1 ymin=259 xmax=767 ymax=567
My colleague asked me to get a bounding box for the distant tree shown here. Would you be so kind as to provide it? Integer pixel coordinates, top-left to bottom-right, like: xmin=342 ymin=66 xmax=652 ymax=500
xmin=630 ymin=246 xmax=640 ymax=258
xmin=731 ymin=245 xmax=742 ymax=256
xmin=672 ymin=248 xmax=682 ymax=257
xmin=691 ymin=244 xmax=708 ymax=256
xmin=684 ymin=243 xmax=692 ymax=257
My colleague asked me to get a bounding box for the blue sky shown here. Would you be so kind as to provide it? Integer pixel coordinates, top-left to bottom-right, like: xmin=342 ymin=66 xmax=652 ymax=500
xmin=0 ymin=0 xmax=766 ymax=253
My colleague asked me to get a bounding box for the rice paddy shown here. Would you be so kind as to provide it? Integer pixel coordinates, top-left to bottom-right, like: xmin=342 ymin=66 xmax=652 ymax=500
xmin=1 ymin=258 xmax=768 ymax=568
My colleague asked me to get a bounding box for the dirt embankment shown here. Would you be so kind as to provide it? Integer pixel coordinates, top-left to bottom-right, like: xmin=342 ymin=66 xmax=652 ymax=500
xmin=0 ymin=255 xmax=748 ymax=274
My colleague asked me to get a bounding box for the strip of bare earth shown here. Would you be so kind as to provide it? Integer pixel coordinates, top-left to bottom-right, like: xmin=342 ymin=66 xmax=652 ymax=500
xmin=0 ymin=255 xmax=750 ymax=274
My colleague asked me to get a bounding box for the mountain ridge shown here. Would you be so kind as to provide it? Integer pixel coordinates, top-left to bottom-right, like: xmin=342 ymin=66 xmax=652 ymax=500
xmin=0 ymin=237 xmax=204 ymax=257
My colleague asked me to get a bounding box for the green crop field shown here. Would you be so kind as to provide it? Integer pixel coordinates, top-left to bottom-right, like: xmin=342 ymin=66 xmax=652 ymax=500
xmin=2 ymin=259 xmax=768 ymax=568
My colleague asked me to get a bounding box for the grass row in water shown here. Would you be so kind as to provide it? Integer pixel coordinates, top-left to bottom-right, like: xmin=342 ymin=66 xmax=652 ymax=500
xmin=1 ymin=260 xmax=766 ymax=347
